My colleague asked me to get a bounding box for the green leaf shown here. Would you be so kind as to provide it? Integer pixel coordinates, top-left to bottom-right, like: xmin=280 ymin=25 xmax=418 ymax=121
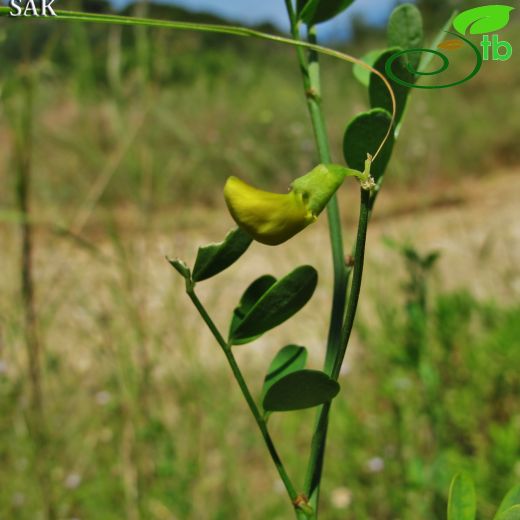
xmin=353 ymin=49 xmax=383 ymax=87
xmin=192 ymin=227 xmax=252 ymax=282
xmin=297 ymin=0 xmax=354 ymax=25
xmin=497 ymin=506 xmax=520 ymax=520
xmin=343 ymin=108 xmax=395 ymax=182
xmin=168 ymin=258 xmax=190 ymax=279
xmin=229 ymin=275 xmax=277 ymax=345
xmin=453 ymin=5 xmax=514 ymax=35
xmin=230 ymin=265 xmax=318 ymax=344
xmin=261 ymin=345 xmax=308 ymax=399
xmin=447 ymin=473 xmax=477 ymax=520
xmin=387 ymin=3 xmax=424 ymax=69
xmin=495 ymin=485 xmax=520 ymax=520
xmin=263 ymin=369 xmax=340 ymax=411
xmin=369 ymin=47 xmax=414 ymax=127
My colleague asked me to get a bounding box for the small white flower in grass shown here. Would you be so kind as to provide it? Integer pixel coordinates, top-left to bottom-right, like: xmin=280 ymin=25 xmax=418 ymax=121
xmin=65 ymin=473 xmax=82 ymax=489
xmin=12 ymin=492 xmax=25 ymax=507
xmin=393 ymin=376 xmax=412 ymax=390
xmin=330 ymin=486 xmax=352 ymax=509
xmin=273 ymin=478 xmax=285 ymax=495
xmin=366 ymin=456 xmax=385 ymax=473
xmin=17 ymin=457 xmax=29 ymax=470
xmin=95 ymin=391 xmax=111 ymax=406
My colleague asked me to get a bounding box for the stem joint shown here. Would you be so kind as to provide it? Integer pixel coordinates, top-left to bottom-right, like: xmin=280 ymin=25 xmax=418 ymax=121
xmin=305 ymin=86 xmax=320 ymax=102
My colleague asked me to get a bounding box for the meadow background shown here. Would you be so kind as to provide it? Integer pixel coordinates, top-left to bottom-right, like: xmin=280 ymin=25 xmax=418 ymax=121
xmin=0 ymin=0 xmax=519 ymax=518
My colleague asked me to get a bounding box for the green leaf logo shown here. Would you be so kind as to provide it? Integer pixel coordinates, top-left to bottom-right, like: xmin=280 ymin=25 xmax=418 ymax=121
xmin=453 ymin=5 xmax=514 ymax=35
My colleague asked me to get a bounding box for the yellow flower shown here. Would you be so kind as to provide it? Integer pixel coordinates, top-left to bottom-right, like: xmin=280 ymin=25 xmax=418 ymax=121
xmin=224 ymin=176 xmax=316 ymax=245
xmin=224 ymin=159 xmax=373 ymax=246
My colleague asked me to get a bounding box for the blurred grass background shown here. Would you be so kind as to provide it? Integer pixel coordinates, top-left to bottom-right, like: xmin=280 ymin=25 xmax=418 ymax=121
xmin=0 ymin=0 xmax=519 ymax=518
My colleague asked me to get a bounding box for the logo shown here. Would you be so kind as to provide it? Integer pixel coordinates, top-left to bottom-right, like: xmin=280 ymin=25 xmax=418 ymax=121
xmin=386 ymin=4 xmax=514 ymax=89
xmin=8 ymin=0 xmax=57 ymax=17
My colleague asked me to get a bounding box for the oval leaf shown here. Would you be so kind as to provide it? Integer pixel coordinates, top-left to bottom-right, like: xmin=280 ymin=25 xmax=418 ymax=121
xmin=453 ymin=5 xmax=514 ymax=35
xmin=192 ymin=227 xmax=252 ymax=282
xmin=298 ymin=0 xmax=354 ymax=25
xmin=369 ymin=47 xmax=414 ymax=126
xmin=497 ymin=506 xmax=520 ymax=520
xmin=263 ymin=369 xmax=340 ymax=412
xmin=448 ymin=473 xmax=477 ymax=520
xmin=343 ymin=108 xmax=395 ymax=182
xmin=230 ymin=265 xmax=318 ymax=344
xmin=229 ymin=275 xmax=277 ymax=345
xmin=495 ymin=486 xmax=520 ymax=520
xmin=261 ymin=345 xmax=308 ymax=399
xmin=387 ymin=4 xmax=424 ymax=68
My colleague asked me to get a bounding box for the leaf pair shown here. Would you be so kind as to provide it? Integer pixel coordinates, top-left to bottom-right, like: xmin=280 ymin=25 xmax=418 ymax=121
xmin=448 ymin=473 xmax=520 ymax=520
xmin=171 ymin=229 xmax=320 ymax=343
xmin=181 ymin=233 xmax=337 ymax=412
xmin=229 ymin=266 xmax=318 ymax=344
xmin=362 ymin=4 xmax=423 ymax=128
xmin=345 ymin=4 xmax=425 ymax=191
xmin=261 ymin=345 xmax=340 ymax=412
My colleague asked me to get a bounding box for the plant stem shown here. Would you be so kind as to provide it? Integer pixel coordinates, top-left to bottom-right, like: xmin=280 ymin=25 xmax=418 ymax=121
xmin=303 ymin=190 xmax=370 ymax=516
xmin=286 ymin=13 xmax=340 ymax=520
xmin=332 ymin=189 xmax=370 ymax=379
xmin=13 ymin=69 xmax=57 ymax=520
xmin=307 ymin=27 xmax=348 ymax=377
xmin=15 ymin=70 xmax=42 ymax=430
xmin=186 ymin=286 xmax=310 ymax=518
xmin=284 ymin=5 xmax=348 ymax=515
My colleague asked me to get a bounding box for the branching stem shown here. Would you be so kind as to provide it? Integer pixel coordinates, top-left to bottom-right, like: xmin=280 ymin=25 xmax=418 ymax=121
xmin=284 ymin=9 xmax=347 ymax=517
xmin=185 ymin=285 xmax=311 ymax=519
xmin=284 ymin=4 xmax=376 ymax=516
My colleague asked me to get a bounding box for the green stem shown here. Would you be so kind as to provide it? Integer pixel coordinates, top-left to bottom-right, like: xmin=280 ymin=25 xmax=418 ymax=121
xmin=0 ymin=7 xmax=334 ymax=62
xmin=332 ymin=189 xmax=371 ymax=380
xmin=303 ymin=190 xmax=370 ymax=515
xmin=285 ymin=0 xmax=346 ymax=391
xmin=308 ymin=27 xmax=348 ymax=377
xmin=284 ymin=5 xmax=348 ymax=516
xmin=185 ymin=285 xmax=311 ymax=518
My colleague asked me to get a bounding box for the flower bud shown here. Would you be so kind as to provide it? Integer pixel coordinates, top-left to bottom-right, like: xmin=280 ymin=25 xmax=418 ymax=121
xmin=290 ymin=163 xmax=349 ymax=215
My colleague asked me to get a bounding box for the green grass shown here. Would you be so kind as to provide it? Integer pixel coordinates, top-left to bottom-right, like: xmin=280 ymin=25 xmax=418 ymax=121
xmin=0 ymin=226 xmax=519 ymax=518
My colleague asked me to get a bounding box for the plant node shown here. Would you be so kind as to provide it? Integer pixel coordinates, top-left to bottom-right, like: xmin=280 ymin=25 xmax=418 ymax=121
xmin=293 ymin=493 xmax=313 ymax=515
